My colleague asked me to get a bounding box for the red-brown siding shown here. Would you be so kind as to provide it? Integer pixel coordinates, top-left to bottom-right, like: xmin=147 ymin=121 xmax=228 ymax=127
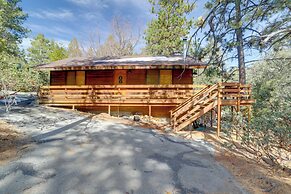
xmin=127 ymin=70 xmax=146 ymax=85
xmin=172 ymin=69 xmax=193 ymax=84
xmin=50 ymin=71 xmax=66 ymax=85
xmin=86 ymin=70 xmax=114 ymax=85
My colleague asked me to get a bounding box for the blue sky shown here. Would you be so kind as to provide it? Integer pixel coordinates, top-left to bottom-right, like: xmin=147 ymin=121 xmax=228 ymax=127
xmin=21 ymin=0 xmax=153 ymax=51
xmin=20 ymin=0 xmax=208 ymax=53
xmin=20 ymin=0 xmax=262 ymax=67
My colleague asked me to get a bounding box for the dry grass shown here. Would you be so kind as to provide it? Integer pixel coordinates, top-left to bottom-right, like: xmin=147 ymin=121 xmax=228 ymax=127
xmin=195 ymin=132 xmax=291 ymax=194
xmin=0 ymin=120 xmax=24 ymax=165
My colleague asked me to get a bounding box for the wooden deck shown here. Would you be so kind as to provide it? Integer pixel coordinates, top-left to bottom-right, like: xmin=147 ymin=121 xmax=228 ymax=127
xmin=39 ymin=83 xmax=254 ymax=134
xmin=39 ymin=83 xmax=253 ymax=106
xmin=39 ymin=84 xmax=207 ymax=107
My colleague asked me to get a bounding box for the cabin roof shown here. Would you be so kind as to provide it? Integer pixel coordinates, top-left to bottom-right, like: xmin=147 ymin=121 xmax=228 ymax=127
xmin=37 ymin=56 xmax=207 ymax=70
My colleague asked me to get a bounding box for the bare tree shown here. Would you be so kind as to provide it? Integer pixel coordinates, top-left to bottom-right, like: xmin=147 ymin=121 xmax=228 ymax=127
xmin=84 ymin=16 xmax=141 ymax=58
xmin=0 ymin=79 xmax=17 ymax=112
xmin=111 ymin=16 xmax=140 ymax=56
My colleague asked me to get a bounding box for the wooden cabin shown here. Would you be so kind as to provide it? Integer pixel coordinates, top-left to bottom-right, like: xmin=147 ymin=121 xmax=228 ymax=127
xmin=38 ymin=56 xmax=254 ymax=135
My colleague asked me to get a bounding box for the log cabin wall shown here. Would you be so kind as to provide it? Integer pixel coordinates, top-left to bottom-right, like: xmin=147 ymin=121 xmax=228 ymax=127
xmin=86 ymin=70 xmax=114 ymax=85
xmin=172 ymin=69 xmax=193 ymax=84
xmin=50 ymin=69 xmax=193 ymax=86
xmin=127 ymin=70 xmax=146 ymax=85
xmin=50 ymin=71 xmax=66 ymax=85
xmin=48 ymin=69 xmax=194 ymax=117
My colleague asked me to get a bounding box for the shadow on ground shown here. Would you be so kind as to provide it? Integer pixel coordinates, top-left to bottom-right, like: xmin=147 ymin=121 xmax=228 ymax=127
xmin=0 ymin=112 xmax=246 ymax=194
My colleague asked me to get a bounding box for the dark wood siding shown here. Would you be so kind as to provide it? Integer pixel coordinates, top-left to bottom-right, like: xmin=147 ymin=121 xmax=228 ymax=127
xmin=172 ymin=69 xmax=193 ymax=84
xmin=86 ymin=70 xmax=114 ymax=85
xmin=127 ymin=70 xmax=146 ymax=85
xmin=50 ymin=71 xmax=66 ymax=85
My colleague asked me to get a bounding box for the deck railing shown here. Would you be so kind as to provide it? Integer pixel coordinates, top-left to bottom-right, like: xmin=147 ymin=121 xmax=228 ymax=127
xmin=38 ymin=84 xmax=208 ymax=106
xmin=39 ymin=83 xmax=254 ymax=108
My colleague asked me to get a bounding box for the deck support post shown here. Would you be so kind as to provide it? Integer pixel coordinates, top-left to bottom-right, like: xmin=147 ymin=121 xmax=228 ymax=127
xmin=217 ymin=105 xmax=221 ymax=137
xmin=210 ymin=109 xmax=213 ymax=128
xmin=72 ymin=105 xmax=75 ymax=110
xmin=148 ymin=105 xmax=152 ymax=117
xmin=108 ymin=105 xmax=111 ymax=115
xmin=231 ymin=106 xmax=234 ymax=122
xmin=217 ymin=83 xmax=222 ymax=137
xmin=247 ymin=105 xmax=251 ymax=123
xmin=117 ymin=106 xmax=120 ymax=117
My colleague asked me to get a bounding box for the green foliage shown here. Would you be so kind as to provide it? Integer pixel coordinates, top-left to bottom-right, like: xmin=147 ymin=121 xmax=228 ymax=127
xmin=49 ymin=41 xmax=68 ymax=62
xmin=193 ymin=66 xmax=222 ymax=85
xmin=190 ymin=0 xmax=291 ymax=83
xmin=145 ymin=0 xmax=195 ymax=56
xmin=250 ymin=50 xmax=291 ymax=149
xmin=26 ymin=34 xmax=68 ymax=89
xmin=0 ymin=52 xmax=42 ymax=92
xmin=28 ymin=34 xmax=52 ymax=65
xmin=0 ymin=0 xmax=28 ymax=56
xmin=0 ymin=34 xmax=68 ymax=92
xmin=222 ymin=50 xmax=291 ymax=167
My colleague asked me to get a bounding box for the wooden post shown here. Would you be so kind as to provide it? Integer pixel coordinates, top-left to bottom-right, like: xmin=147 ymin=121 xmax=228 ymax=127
xmin=237 ymin=83 xmax=241 ymax=112
xmin=210 ymin=109 xmax=213 ymax=128
xmin=108 ymin=105 xmax=111 ymax=115
xmin=217 ymin=83 xmax=222 ymax=137
xmin=247 ymin=105 xmax=251 ymax=123
xmin=117 ymin=106 xmax=120 ymax=117
xmin=231 ymin=106 xmax=234 ymax=122
xmin=72 ymin=105 xmax=75 ymax=110
xmin=148 ymin=105 xmax=152 ymax=117
xmin=173 ymin=116 xmax=176 ymax=132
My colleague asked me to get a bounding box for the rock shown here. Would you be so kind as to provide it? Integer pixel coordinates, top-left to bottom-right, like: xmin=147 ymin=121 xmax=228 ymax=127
xmin=164 ymin=127 xmax=172 ymax=132
xmin=133 ymin=115 xmax=140 ymax=121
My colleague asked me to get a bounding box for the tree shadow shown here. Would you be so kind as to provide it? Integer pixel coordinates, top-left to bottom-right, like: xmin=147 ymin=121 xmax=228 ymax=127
xmin=0 ymin=117 xmax=246 ymax=194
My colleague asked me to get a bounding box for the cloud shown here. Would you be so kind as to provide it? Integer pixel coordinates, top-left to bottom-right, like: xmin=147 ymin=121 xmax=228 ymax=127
xmin=67 ymin=0 xmax=149 ymax=11
xmin=66 ymin=0 xmax=109 ymax=8
xmin=28 ymin=23 xmax=74 ymax=38
xmin=30 ymin=9 xmax=74 ymax=20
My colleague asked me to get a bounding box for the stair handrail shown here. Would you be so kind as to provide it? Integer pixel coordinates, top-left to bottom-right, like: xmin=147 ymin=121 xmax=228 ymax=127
xmin=171 ymin=83 xmax=218 ymax=119
xmin=175 ymin=90 xmax=219 ymax=124
xmin=171 ymin=85 xmax=211 ymax=116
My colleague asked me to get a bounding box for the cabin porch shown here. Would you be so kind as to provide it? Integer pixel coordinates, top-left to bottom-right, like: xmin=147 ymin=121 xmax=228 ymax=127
xmin=38 ymin=83 xmax=254 ymax=117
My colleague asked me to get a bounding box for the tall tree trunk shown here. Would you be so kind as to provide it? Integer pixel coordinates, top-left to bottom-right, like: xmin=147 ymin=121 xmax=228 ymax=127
xmin=235 ymin=0 xmax=246 ymax=84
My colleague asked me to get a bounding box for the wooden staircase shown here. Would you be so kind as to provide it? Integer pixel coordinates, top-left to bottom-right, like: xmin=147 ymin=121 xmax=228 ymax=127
xmin=170 ymin=83 xmax=254 ymax=133
xmin=170 ymin=84 xmax=219 ymax=132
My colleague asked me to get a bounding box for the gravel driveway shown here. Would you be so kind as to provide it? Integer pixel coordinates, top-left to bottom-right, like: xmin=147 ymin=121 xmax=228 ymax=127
xmin=0 ymin=106 xmax=246 ymax=194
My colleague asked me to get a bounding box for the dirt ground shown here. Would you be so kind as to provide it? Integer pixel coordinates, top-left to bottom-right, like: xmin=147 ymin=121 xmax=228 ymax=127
xmin=188 ymin=131 xmax=291 ymax=194
xmin=0 ymin=121 xmax=28 ymax=165
xmin=216 ymin=151 xmax=291 ymax=194
xmin=92 ymin=113 xmax=170 ymax=132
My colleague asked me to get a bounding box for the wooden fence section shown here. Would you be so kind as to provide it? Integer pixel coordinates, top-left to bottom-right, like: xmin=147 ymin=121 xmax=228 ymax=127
xmin=39 ymin=84 xmax=207 ymax=107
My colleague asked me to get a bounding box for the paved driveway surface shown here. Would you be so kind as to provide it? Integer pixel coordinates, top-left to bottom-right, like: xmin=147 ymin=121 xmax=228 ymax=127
xmin=0 ymin=106 xmax=246 ymax=194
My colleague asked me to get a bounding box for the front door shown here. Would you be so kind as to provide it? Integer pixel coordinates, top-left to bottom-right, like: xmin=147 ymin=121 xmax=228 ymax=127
xmin=114 ymin=70 xmax=127 ymax=85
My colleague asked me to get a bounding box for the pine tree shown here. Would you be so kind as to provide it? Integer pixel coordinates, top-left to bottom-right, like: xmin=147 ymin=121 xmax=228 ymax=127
xmin=27 ymin=34 xmax=52 ymax=65
xmin=0 ymin=0 xmax=28 ymax=56
xmin=190 ymin=0 xmax=290 ymax=84
xmin=144 ymin=0 xmax=195 ymax=56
